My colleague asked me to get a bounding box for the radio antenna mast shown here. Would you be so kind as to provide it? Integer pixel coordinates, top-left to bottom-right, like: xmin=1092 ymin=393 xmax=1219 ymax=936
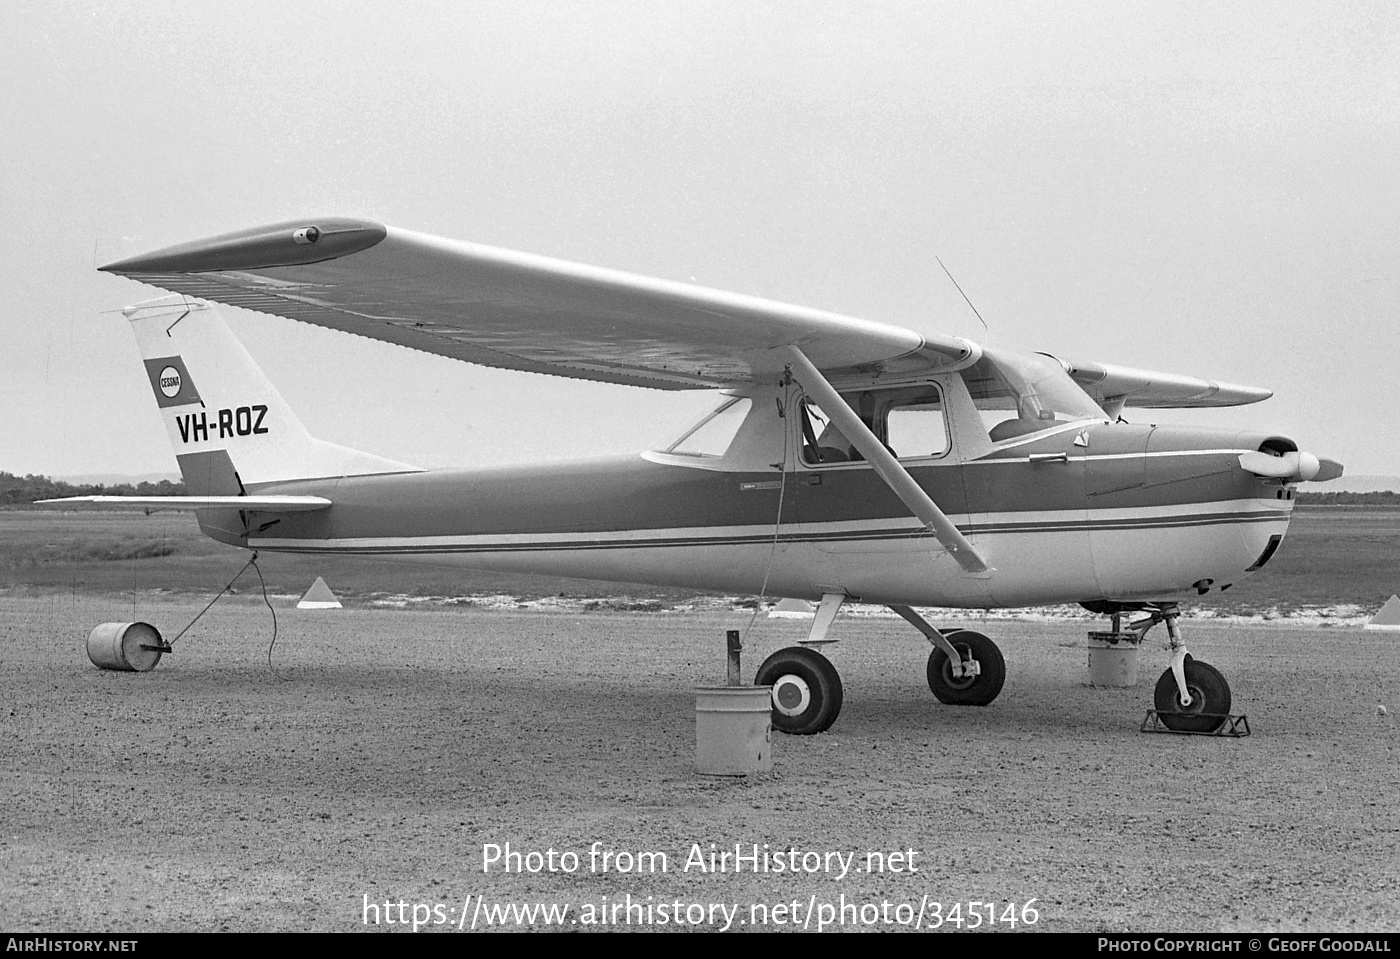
xmin=936 ymin=256 xmax=988 ymax=331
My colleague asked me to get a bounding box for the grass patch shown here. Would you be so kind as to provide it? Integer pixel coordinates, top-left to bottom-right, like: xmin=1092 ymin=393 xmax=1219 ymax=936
xmin=5 ymin=535 xmax=178 ymax=567
xmin=81 ymin=540 xmax=178 ymax=562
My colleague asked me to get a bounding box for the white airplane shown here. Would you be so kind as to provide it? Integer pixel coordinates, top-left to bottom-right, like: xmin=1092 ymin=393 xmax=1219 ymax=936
xmin=47 ymin=218 xmax=1343 ymax=735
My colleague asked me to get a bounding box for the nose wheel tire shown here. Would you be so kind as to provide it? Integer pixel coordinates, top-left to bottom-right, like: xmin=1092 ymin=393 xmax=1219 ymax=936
xmin=1153 ymin=656 xmax=1231 ymax=733
xmin=926 ymin=629 xmax=1006 ymax=706
xmin=755 ymin=646 xmax=843 ymax=735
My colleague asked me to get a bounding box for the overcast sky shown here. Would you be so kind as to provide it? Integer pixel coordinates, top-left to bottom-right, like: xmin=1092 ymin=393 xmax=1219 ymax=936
xmin=3 ymin=1 xmax=1396 ymax=479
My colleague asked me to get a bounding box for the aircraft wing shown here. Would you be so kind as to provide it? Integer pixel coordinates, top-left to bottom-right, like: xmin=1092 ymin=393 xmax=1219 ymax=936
xmin=99 ymin=218 xmax=976 ymax=390
xmin=36 ymin=496 xmax=332 ymax=512
xmin=1049 ymin=355 xmax=1272 ymax=409
xmin=101 ymin=218 xmax=1272 ymax=405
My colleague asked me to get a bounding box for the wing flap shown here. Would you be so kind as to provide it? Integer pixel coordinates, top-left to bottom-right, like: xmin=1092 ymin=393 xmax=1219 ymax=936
xmin=100 ymin=219 xmax=976 ymax=388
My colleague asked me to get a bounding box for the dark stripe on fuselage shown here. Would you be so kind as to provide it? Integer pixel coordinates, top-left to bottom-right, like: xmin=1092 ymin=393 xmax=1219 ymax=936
xmin=255 ymin=507 xmax=1284 ymax=556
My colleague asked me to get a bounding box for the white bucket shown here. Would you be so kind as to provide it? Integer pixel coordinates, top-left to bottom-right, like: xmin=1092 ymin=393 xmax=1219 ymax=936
xmin=695 ymin=687 xmax=772 ymax=776
xmin=86 ymin=622 xmax=164 ymax=672
xmin=1086 ymin=631 xmax=1140 ymax=687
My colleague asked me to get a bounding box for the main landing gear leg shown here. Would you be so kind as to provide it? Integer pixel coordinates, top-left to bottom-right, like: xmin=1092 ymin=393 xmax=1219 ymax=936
xmin=889 ymin=605 xmax=1006 ymax=707
xmin=755 ymin=593 xmax=846 ymax=735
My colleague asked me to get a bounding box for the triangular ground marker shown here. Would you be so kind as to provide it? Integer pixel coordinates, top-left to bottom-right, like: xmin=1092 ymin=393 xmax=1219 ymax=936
xmin=768 ymin=597 xmax=816 ymax=619
xmin=1365 ymin=595 xmax=1400 ymax=630
xmin=297 ymin=576 xmax=343 ymax=609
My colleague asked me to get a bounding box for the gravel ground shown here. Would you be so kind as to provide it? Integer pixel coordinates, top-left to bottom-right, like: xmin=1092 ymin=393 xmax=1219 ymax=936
xmin=2 ymin=593 xmax=1397 ymax=933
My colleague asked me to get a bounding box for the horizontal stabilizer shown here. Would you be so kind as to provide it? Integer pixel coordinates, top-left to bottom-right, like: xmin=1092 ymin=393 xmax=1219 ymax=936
xmin=36 ymin=495 xmax=332 ymax=512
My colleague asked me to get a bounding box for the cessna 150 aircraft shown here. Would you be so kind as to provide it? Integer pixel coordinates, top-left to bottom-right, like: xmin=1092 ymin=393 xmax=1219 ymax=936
xmin=48 ymin=218 xmax=1343 ymax=735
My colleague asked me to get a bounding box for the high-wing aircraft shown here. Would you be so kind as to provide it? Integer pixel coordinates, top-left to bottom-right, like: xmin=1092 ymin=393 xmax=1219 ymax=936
xmin=46 ymin=218 xmax=1344 ymax=735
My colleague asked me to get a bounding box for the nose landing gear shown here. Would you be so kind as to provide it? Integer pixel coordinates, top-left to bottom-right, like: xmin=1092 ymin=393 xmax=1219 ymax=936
xmin=1152 ymin=655 xmax=1232 ymax=733
xmin=1085 ymin=601 xmax=1246 ymax=736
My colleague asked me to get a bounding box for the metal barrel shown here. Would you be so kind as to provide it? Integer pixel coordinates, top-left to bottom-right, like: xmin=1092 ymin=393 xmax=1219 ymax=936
xmin=1086 ymin=630 xmax=1140 ymax=687
xmin=86 ymin=622 xmax=164 ymax=672
xmin=695 ymin=686 xmax=773 ymax=776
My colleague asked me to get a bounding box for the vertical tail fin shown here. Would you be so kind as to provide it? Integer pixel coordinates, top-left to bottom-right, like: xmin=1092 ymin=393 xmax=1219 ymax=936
xmin=126 ymin=295 xmax=418 ymax=492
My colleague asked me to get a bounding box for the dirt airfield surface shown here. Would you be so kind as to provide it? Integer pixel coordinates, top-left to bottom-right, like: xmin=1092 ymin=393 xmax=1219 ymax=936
xmin=2 ymin=594 xmax=1398 ymax=933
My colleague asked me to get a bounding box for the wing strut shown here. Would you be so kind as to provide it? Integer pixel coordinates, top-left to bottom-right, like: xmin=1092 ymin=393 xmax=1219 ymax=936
xmin=783 ymin=347 xmax=989 ymax=574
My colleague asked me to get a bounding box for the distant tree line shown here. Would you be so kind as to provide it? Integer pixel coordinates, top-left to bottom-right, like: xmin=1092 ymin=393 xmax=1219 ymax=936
xmin=0 ymin=471 xmax=185 ymax=505
xmin=1295 ymin=490 xmax=1400 ymax=506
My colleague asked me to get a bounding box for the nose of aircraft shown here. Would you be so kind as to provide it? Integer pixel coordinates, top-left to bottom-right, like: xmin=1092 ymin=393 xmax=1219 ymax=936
xmin=1238 ymin=449 xmax=1344 ymax=483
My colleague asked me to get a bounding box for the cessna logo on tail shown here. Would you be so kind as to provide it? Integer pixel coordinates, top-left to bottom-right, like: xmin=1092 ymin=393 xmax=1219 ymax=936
xmin=143 ymin=355 xmax=202 ymax=408
xmin=158 ymin=367 xmax=182 ymax=398
xmin=176 ymin=405 xmax=270 ymax=444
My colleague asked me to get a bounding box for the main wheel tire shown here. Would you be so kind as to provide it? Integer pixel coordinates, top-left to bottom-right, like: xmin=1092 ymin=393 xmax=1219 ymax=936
xmin=755 ymin=646 xmax=843 ymax=735
xmin=926 ymin=629 xmax=1006 ymax=706
xmin=1153 ymin=656 xmax=1231 ymax=733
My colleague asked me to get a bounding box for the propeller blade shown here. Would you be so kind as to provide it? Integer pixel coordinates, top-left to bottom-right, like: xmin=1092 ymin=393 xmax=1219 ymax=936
xmin=1238 ymin=450 xmax=1296 ymax=478
xmin=1311 ymin=457 xmax=1344 ymax=483
xmin=1238 ymin=450 xmax=1343 ymax=483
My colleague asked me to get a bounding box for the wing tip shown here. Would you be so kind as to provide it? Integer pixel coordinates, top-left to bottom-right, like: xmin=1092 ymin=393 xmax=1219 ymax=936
xmin=1212 ymin=382 xmax=1273 ymax=405
xmin=99 ymin=217 xmax=388 ymax=276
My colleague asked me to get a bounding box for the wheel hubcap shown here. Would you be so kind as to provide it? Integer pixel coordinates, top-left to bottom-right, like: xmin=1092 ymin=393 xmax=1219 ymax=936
xmin=1175 ymin=684 xmax=1205 ymax=714
xmin=772 ymin=675 xmax=812 ymax=716
xmin=942 ymin=645 xmax=976 ymax=689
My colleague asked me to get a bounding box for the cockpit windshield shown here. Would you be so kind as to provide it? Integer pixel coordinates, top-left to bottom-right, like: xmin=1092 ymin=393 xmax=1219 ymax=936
xmin=959 ymin=349 xmax=1106 ymax=442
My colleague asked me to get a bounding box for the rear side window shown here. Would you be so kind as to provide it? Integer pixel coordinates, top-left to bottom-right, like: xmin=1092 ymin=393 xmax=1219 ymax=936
xmin=666 ymin=397 xmax=752 ymax=457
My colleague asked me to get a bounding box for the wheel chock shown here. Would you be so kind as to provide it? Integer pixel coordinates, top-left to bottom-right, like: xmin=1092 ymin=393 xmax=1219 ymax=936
xmin=1140 ymin=710 xmax=1250 ymax=737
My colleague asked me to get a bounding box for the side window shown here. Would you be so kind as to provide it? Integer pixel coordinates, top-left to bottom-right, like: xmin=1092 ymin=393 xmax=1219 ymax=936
xmin=799 ymin=400 xmax=852 ymax=464
xmin=800 ymin=385 xmax=948 ymax=465
xmin=885 ymin=387 xmax=949 ymax=459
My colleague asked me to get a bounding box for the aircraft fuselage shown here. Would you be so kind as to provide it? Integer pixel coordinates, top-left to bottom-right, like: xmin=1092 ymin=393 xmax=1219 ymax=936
xmin=217 ymin=417 xmax=1293 ymax=609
